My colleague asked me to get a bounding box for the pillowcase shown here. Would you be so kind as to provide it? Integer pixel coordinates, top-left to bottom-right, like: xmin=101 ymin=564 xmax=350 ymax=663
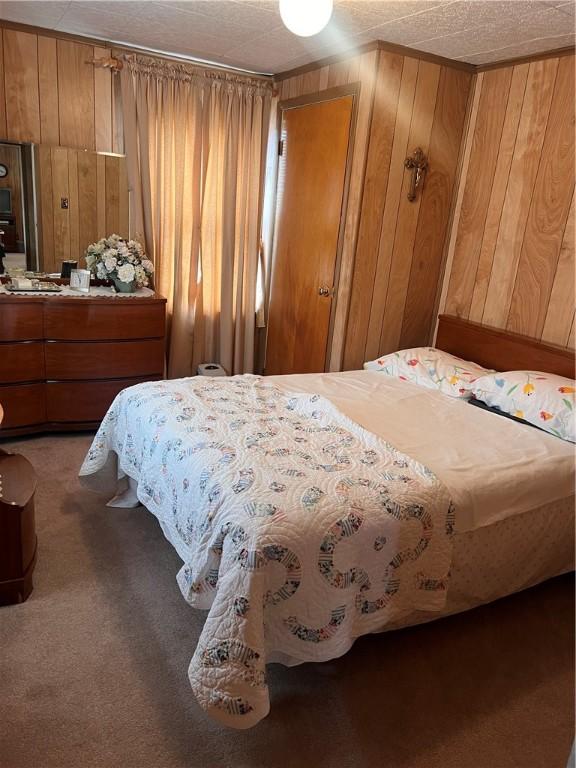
xmin=471 ymin=371 xmax=575 ymax=442
xmin=363 ymin=347 xmax=492 ymax=399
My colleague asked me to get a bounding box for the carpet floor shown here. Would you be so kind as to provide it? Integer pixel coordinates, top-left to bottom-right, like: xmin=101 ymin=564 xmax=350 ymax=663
xmin=0 ymin=433 xmax=574 ymax=768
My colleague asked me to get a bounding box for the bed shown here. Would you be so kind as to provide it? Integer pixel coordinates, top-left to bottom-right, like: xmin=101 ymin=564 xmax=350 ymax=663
xmin=79 ymin=315 xmax=575 ymax=728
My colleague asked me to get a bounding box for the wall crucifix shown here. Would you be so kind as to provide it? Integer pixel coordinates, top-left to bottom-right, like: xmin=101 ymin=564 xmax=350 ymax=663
xmin=404 ymin=147 xmax=428 ymax=202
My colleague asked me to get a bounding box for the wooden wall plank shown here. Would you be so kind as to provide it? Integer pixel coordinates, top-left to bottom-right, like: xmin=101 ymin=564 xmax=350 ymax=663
xmin=327 ymin=60 xmax=349 ymax=89
xmin=468 ymin=63 xmax=529 ymax=322
xmin=301 ymin=68 xmax=321 ymax=96
xmin=105 ymin=154 xmax=120 ymax=234
xmin=541 ymin=192 xmax=575 ymax=346
xmin=111 ymin=71 xmax=124 ymax=154
xmin=118 ymin=156 xmax=129 ymax=237
xmin=51 ymin=146 xmax=70 ymax=265
xmin=318 ymin=65 xmax=329 ymax=91
xmin=343 ymin=51 xmax=403 ymax=369
xmin=57 ymin=40 xmax=96 ymax=150
xmin=94 ymin=45 xmax=113 ymax=153
xmin=0 ymin=32 xmax=7 ymax=139
xmin=96 ymin=152 xmax=106 ymax=237
xmin=364 ymin=56 xmax=419 ymax=362
xmin=481 ymin=57 xmax=558 ymax=328
xmin=347 ymin=56 xmax=360 ymax=83
xmin=3 ymin=29 xmax=40 ymax=142
xmin=329 ymin=49 xmax=379 ymax=370
xmin=378 ymin=61 xmax=441 ymax=356
xmin=36 ymin=144 xmax=54 ymax=273
xmin=443 ymin=67 xmax=513 ymax=317
xmin=77 ymin=149 xmax=98 ymax=261
xmin=566 ymin=317 xmax=574 ymax=348
xmin=507 ymin=56 xmax=575 ymax=339
xmin=400 ymin=67 xmax=472 ymax=349
xmin=436 ymin=73 xmax=483 ymax=324
xmin=279 ymin=78 xmax=290 ymax=100
xmin=68 ymin=149 xmax=80 ymax=261
xmin=287 ymin=75 xmax=303 ymax=99
xmin=38 ymin=36 xmax=59 ymax=145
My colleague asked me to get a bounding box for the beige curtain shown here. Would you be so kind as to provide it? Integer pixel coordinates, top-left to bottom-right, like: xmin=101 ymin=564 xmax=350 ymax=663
xmin=120 ymin=55 xmax=272 ymax=378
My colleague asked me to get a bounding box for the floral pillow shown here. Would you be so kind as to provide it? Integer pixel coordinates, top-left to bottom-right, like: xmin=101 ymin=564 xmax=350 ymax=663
xmin=363 ymin=347 xmax=492 ymax=399
xmin=471 ymin=371 xmax=575 ymax=442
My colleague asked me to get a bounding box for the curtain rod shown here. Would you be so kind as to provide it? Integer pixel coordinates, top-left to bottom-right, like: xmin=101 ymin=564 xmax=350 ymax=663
xmin=87 ymin=48 xmax=274 ymax=83
xmin=87 ymin=55 xmax=123 ymax=72
xmin=87 ymin=52 xmax=278 ymax=95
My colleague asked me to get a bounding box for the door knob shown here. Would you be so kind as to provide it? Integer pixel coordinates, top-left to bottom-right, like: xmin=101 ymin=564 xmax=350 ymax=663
xmin=318 ymin=286 xmax=332 ymax=297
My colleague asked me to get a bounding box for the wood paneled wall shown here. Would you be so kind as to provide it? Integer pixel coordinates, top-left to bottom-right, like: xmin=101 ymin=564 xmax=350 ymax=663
xmin=0 ymin=143 xmax=23 ymax=244
xmin=0 ymin=24 xmax=121 ymax=153
xmin=35 ymin=146 xmax=129 ymax=273
xmin=442 ymin=53 xmax=575 ymax=349
xmin=279 ymin=50 xmax=472 ymax=370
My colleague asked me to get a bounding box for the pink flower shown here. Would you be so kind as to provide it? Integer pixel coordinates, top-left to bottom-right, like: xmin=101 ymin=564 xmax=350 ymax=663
xmin=407 ymin=359 xmax=419 ymax=367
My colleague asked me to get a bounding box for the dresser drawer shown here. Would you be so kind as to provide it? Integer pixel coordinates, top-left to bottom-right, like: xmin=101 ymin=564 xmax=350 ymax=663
xmin=0 ymin=303 xmax=43 ymax=341
xmin=0 ymin=384 xmax=46 ymax=428
xmin=44 ymin=302 xmax=165 ymax=340
xmin=45 ymin=339 xmax=165 ymax=380
xmin=0 ymin=342 xmax=45 ymax=384
xmin=46 ymin=377 xmax=160 ymax=422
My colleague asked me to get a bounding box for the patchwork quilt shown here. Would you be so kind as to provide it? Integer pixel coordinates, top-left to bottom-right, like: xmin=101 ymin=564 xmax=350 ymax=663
xmin=80 ymin=376 xmax=454 ymax=728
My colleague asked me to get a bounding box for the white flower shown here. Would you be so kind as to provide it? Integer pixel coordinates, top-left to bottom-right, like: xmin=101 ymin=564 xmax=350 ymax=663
xmin=117 ymin=263 xmax=136 ymax=283
xmin=96 ymin=263 xmax=107 ymax=279
xmin=142 ymin=259 xmax=154 ymax=274
xmin=104 ymin=256 xmax=117 ymax=271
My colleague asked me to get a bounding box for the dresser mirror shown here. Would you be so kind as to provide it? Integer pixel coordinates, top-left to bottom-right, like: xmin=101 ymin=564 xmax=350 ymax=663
xmin=0 ymin=141 xmax=129 ymax=279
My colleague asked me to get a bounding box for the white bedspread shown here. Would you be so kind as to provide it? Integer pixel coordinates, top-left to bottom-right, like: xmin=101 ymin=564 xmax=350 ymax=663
xmin=80 ymin=376 xmax=453 ymax=728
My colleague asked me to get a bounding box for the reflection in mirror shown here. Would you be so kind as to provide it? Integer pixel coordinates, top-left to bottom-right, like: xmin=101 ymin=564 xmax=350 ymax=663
xmin=34 ymin=146 xmax=129 ymax=275
xmin=0 ymin=142 xmax=35 ymax=274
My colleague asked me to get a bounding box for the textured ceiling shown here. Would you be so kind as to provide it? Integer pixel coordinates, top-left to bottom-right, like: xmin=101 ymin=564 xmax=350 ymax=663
xmin=0 ymin=0 xmax=574 ymax=74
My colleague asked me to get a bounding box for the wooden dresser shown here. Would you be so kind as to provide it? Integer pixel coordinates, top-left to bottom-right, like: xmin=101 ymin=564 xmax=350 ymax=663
xmin=0 ymin=293 xmax=166 ymax=436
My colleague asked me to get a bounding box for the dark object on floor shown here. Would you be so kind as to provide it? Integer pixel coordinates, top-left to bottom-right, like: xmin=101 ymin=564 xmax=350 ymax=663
xmin=0 ymin=447 xmax=37 ymax=605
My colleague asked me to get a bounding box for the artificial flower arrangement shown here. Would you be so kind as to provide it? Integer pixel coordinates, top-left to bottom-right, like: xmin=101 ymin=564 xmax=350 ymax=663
xmin=84 ymin=234 xmax=154 ymax=293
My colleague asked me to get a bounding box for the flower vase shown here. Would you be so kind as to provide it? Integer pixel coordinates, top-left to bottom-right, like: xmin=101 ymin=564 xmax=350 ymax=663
xmin=112 ymin=277 xmax=137 ymax=294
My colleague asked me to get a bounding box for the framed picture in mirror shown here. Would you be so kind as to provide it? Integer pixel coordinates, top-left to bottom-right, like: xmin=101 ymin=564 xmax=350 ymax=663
xmin=69 ymin=268 xmax=91 ymax=293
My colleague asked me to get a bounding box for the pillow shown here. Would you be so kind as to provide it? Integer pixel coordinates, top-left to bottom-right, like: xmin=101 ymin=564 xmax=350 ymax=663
xmin=471 ymin=371 xmax=575 ymax=442
xmin=363 ymin=347 xmax=492 ymax=399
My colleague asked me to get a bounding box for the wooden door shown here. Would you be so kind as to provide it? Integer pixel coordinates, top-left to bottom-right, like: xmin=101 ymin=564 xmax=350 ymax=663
xmin=266 ymin=95 xmax=353 ymax=375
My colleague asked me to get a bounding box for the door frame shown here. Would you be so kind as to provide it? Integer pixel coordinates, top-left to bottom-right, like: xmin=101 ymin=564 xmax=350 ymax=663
xmin=265 ymin=82 xmax=360 ymax=373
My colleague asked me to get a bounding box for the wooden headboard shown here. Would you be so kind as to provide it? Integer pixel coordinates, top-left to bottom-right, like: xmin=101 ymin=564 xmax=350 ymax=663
xmin=436 ymin=315 xmax=575 ymax=378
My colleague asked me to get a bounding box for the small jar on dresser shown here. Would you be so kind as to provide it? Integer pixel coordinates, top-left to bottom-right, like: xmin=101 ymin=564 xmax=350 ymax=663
xmin=0 ymin=292 xmax=166 ymax=436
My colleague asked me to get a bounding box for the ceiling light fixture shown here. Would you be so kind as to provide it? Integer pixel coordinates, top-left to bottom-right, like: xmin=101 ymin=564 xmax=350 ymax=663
xmin=279 ymin=0 xmax=333 ymax=37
